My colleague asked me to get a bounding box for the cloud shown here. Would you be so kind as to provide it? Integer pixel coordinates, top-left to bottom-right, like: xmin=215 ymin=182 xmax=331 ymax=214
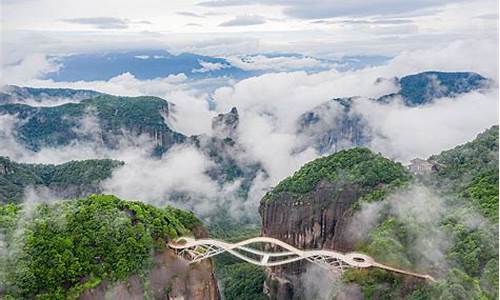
xmin=338 ymin=19 xmax=415 ymax=25
xmin=102 ymin=145 xmax=219 ymax=204
xmin=198 ymin=0 xmax=465 ymax=18
xmin=192 ymin=60 xmax=230 ymax=73
xmin=219 ymin=15 xmax=266 ymax=27
xmin=226 ymin=54 xmax=333 ymax=71
xmin=0 ymin=37 xmax=497 ymax=227
xmin=0 ymin=54 xmax=60 ymax=86
xmin=177 ymin=11 xmax=205 ymax=18
xmin=63 ymin=17 xmax=132 ymax=29
xmin=356 ymin=90 xmax=499 ymax=162
xmin=346 ymin=184 xmax=494 ymax=276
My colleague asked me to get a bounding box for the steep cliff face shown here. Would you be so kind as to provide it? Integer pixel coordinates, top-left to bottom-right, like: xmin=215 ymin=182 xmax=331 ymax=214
xmin=259 ymin=148 xmax=410 ymax=299
xmin=79 ymin=228 xmax=220 ymax=300
xmin=0 ymin=195 xmax=220 ymax=300
xmin=260 ymin=182 xmax=363 ymax=299
xmin=0 ymin=156 xmax=123 ymax=203
xmin=260 ymin=181 xmax=362 ymax=252
xmin=296 ymin=97 xmax=369 ymax=155
xmin=0 ymin=95 xmax=186 ymax=152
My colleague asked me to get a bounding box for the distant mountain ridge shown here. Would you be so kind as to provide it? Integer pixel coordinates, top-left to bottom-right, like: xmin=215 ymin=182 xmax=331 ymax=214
xmin=46 ymin=49 xmax=250 ymax=81
xmin=298 ymin=71 xmax=491 ymax=154
xmin=0 ymin=94 xmax=186 ymax=152
xmin=378 ymin=71 xmax=489 ymax=106
xmin=0 ymin=156 xmax=123 ymax=203
xmin=43 ymin=49 xmax=392 ymax=82
xmin=260 ymin=126 xmax=499 ymax=299
xmin=0 ymin=85 xmax=102 ymax=105
xmin=0 ymin=70 xmax=492 ymax=205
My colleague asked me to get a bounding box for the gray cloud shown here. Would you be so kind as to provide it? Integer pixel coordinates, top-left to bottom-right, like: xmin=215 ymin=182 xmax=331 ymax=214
xmin=177 ymin=11 xmax=205 ymax=18
xmin=62 ymin=17 xmax=153 ymax=29
xmin=475 ymin=13 xmax=499 ymax=20
xmin=198 ymin=0 xmax=465 ymax=18
xmin=341 ymin=19 xmax=414 ymax=25
xmin=311 ymin=18 xmax=415 ymax=25
xmin=63 ymin=17 xmax=130 ymax=29
xmin=219 ymin=15 xmax=266 ymax=26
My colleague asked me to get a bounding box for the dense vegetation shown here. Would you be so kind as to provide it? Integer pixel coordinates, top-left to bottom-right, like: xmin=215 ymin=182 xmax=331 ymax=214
xmin=430 ymin=125 xmax=499 ymax=219
xmin=0 ymin=194 xmax=198 ymax=299
xmin=346 ymin=126 xmax=499 ymax=299
xmin=217 ymin=262 xmax=266 ymax=300
xmin=398 ymin=71 xmax=487 ymax=105
xmin=0 ymin=156 xmax=122 ymax=203
xmin=270 ymin=147 xmax=411 ymax=194
xmin=0 ymin=85 xmax=102 ymax=103
xmin=207 ymin=210 xmax=266 ymax=300
xmin=0 ymin=95 xmax=185 ymax=151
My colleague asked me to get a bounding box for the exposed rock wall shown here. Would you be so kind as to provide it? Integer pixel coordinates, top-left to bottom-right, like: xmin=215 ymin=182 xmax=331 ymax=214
xmin=79 ymin=226 xmax=220 ymax=300
xmin=79 ymin=250 xmax=219 ymax=300
xmin=259 ymin=181 xmax=363 ymax=299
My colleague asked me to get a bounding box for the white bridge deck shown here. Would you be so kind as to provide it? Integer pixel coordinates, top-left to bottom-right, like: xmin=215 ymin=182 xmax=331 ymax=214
xmin=168 ymin=236 xmax=435 ymax=281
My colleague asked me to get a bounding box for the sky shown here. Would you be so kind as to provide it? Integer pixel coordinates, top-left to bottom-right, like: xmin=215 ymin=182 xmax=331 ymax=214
xmin=1 ymin=0 xmax=498 ymax=65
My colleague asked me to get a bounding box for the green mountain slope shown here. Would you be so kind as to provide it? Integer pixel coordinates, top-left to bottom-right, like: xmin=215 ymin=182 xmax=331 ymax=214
xmin=0 ymin=194 xmax=201 ymax=299
xmin=348 ymin=127 xmax=499 ymax=299
xmin=430 ymin=125 xmax=499 ymax=220
xmin=0 ymin=156 xmax=123 ymax=203
xmin=0 ymin=95 xmax=186 ymax=152
xmin=0 ymin=85 xmax=102 ymax=104
xmin=258 ymin=126 xmax=498 ymax=300
xmin=266 ymin=147 xmax=411 ymax=202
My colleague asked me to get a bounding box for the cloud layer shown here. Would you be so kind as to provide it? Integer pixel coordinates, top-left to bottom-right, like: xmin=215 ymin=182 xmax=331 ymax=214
xmin=0 ymin=37 xmax=497 ymax=224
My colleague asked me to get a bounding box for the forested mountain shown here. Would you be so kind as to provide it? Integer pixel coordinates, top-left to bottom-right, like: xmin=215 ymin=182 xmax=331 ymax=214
xmin=0 ymin=85 xmax=102 ymax=105
xmin=298 ymin=71 xmax=490 ymax=154
xmin=0 ymin=194 xmax=219 ymax=299
xmin=0 ymin=157 xmax=122 ymax=203
xmin=0 ymin=71 xmax=496 ymax=300
xmin=378 ymin=71 xmax=489 ymax=105
xmin=0 ymin=95 xmax=186 ymax=152
xmin=259 ymin=126 xmax=498 ymax=299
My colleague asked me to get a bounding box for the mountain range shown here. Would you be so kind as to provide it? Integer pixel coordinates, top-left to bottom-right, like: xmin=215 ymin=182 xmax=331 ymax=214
xmin=0 ymin=69 xmax=497 ymax=300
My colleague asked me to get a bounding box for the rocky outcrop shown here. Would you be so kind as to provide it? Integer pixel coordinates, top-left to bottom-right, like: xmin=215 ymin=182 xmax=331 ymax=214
xmin=260 ymin=181 xmax=362 ymax=251
xmin=0 ymin=85 xmax=102 ymax=104
xmin=212 ymin=107 xmax=239 ymax=140
xmin=296 ymin=97 xmax=369 ymax=155
xmin=79 ymin=250 xmax=219 ymax=300
xmin=79 ymin=226 xmax=220 ymax=300
xmin=259 ymin=148 xmax=412 ymax=299
xmin=259 ymin=181 xmax=362 ymax=299
xmin=0 ymin=95 xmax=186 ymax=153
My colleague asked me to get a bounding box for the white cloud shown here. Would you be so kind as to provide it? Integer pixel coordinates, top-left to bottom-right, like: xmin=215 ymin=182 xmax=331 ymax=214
xmin=219 ymin=15 xmax=266 ymax=27
xmin=0 ymin=54 xmax=60 ymax=86
xmin=102 ymin=145 xmax=219 ymax=203
xmin=23 ymin=72 xmax=215 ymax=136
xmin=357 ymin=90 xmax=499 ymax=162
xmin=192 ymin=60 xmax=230 ymax=73
xmin=0 ymin=37 xmax=497 ymax=225
xmin=226 ymin=54 xmax=333 ymax=71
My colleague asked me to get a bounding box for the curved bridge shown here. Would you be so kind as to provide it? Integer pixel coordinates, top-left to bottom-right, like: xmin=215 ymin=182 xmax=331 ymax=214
xmin=168 ymin=237 xmax=435 ymax=281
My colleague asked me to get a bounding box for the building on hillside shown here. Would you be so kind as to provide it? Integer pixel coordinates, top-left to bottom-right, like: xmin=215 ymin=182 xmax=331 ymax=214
xmin=408 ymin=158 xmax=435 ymax=175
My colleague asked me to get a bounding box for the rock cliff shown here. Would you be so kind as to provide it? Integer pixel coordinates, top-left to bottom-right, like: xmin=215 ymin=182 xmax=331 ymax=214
xmin=259 ymin=148 xmax=410 ymax=299
xmin=79 ymin=250 xmax=219 ymax=300
xmin=80 ymin=227 xmax=220 ymax=300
